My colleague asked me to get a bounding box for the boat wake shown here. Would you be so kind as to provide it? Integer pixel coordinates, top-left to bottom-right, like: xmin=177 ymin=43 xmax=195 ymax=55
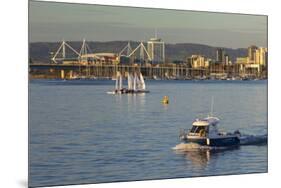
xmin=172 ymin=134 xmax=267 ymax=152
xmin=239 ymin=134 xmax=267 ymax=145
xmin=172 ymin=143 xmax=216 ymax=151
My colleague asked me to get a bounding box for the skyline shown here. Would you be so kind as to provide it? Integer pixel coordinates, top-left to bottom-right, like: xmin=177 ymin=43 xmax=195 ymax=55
xmin=29 ymin=1 xmax=267 ymax=49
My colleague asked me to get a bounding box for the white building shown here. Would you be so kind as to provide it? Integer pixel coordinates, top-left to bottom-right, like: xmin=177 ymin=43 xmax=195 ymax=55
xmin=147 ymin=37 xmax=165 ymax=63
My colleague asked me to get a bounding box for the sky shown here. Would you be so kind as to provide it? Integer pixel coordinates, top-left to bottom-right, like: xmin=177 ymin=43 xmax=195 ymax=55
xmin=29 ymin=1 xmax=267 ymax=49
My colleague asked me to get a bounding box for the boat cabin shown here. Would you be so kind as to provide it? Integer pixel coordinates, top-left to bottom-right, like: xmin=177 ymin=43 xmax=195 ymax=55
xmin=182 ymin=115 xmax=240 ymax=147
xmin=188 ymin=117 xmax=220 ymax=138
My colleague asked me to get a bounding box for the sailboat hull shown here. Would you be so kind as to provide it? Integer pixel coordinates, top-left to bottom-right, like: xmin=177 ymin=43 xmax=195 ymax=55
xmin=107 ymin=89 xmax=150 ymax=94
xmin=127 ymin=90 xmax=149 ymax=94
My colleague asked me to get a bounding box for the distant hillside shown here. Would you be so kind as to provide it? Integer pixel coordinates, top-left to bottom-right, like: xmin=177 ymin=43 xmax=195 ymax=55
xmin=29 ymin=41 xmax=247 ymax=63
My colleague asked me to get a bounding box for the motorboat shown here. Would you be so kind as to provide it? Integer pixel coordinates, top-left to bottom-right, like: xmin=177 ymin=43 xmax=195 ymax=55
xmin=179 ymin=116 xmax=240 ymax=147
xmin=179 ymin=98 xmax=240 ymax=147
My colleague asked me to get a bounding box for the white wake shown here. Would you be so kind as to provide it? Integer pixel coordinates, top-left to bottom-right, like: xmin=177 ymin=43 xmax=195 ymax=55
xmin=172 ymin=134 xmax=267 ymax=152
xmin=239 ymin=134 xmax=267 ymax=145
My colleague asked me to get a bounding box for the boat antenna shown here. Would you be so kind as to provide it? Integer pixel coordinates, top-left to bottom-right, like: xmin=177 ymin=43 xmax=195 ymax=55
xmin=210 ymin=96 xmax=214 ymax=117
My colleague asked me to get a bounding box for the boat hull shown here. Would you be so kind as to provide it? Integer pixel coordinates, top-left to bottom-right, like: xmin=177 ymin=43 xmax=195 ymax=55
xmin=187 ymin=136 xmax=240 ymax=147
xmin=126 ymin=90 xmax=150 ymax=94
xmin=107 ymin=90 xmax=149 ymax=94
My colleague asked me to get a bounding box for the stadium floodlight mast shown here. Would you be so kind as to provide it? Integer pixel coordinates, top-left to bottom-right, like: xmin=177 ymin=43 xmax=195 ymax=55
xmin=128 ymin=42 xmax=152 ymax=61
xmin=118 ymin=41 xmax=133 ymax=57
xmin=51 ymin=40 xmax=80 ymax=64
xmin=78 ymin=38 xmax=97 ymax=62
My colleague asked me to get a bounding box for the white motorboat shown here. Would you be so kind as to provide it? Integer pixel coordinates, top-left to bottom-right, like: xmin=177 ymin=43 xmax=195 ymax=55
xmin=179 ymin=98 xmax=240 ymax=147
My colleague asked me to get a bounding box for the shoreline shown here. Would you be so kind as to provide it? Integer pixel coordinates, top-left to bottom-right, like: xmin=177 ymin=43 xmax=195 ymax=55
xmin=29 ymin=77 xmax=268 ymax=81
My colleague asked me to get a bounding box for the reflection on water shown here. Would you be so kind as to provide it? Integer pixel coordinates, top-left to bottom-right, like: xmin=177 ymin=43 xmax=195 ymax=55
xmin=175 ymin=150 xmax=211 ymax=168
xmin=174 ymin=147 xmax=240 ymax=169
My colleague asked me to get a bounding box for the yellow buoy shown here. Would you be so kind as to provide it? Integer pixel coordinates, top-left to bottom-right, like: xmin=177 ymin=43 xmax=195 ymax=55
xmin=162 ymin=96 xmax=169 ymax=104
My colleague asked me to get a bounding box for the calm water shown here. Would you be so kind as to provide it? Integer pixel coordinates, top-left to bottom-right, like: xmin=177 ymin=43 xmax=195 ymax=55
xmin=29 ymin=79 xmax=267 ymax=187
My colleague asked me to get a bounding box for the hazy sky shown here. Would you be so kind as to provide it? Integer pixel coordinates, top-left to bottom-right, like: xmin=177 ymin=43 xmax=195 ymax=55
xmin=29 ymin=1 xmax=267 ymax=49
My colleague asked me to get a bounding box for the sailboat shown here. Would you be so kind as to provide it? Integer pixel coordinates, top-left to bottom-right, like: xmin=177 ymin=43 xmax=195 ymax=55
xmin=107 ymin=71 xmax=149 ymax=94
xmin=107 ymin=71 xmax=126 ymax=94
xmin=126 ymin=72 xmax=149 ymax=94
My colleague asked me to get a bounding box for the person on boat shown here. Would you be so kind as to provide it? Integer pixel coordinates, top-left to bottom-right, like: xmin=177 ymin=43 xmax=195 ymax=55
xmin=199 ymin=129 xmax=207 ymax=137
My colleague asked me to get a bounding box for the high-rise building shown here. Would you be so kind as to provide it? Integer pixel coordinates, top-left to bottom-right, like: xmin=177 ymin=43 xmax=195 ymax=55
xmin=255 ymin=49 xmax=260 ymax=64
xmin=236 ymin=46 xmax=268 ymax=65
xmin=224 ymin=54 xmax=229 ymax=65
xmin=188 ymin=55 xmax=209 ymax=68
xmin=255 ymin=47 xmax=268 ymax=65
xmin=216 ymin=48 xmax=225 ymax=63
xmin=147 ymin=37 xmax=165 ymax=63
xmin=248 ymin=45 xmax=258 ymax=63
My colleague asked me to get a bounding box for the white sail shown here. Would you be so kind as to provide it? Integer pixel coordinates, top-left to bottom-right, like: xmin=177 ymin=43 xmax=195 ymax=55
xmin=136 ymin=73 xmax=141 ymax=90
xmin=130 ymin=74 xmax=134 ymax=89
xmin=133 ymin=72 xmax=137 ymax=91
xmin=139 ymin=72 xmax=146 ymax=90
xmin=127 ymin=73 xmax=130 ymax=89
xmin=119 ymin=73 xmax=123 ymax=89
xmin=128 ymin=73 xmax=133 ymax=90
xmin=115 ymin=71 xmax=120 ymax=90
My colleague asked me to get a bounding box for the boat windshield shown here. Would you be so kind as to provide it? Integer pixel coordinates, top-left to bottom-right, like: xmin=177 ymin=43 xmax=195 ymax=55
xmin=191 ymin=126 xmax=208 ymax=133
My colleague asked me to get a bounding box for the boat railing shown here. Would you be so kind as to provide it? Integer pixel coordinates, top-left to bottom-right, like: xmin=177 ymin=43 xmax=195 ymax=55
xmin=179 ymin=128 xmax=189 ymax=140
